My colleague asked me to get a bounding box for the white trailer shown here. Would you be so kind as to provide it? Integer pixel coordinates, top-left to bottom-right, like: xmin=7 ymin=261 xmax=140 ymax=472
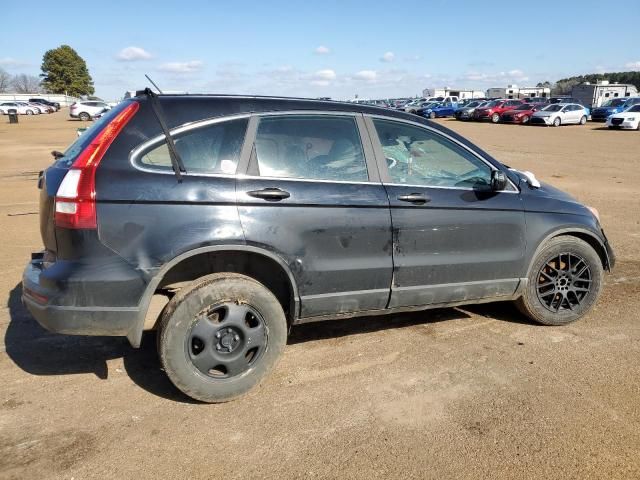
xmin=486 ymin=84 xmax=550 ymax=99
xmin=571 ymin=81 xmax=638 ymax=108
xmin=423 ymin=87 xmax=484 ymax=99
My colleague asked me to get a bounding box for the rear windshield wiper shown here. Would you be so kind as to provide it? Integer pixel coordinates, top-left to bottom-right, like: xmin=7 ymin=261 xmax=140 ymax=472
xmin=144 ymin=88 xmax=186 ymax=182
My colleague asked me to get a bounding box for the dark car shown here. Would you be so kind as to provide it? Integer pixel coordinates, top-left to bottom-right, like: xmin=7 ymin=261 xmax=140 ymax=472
xmin=522 ymin=97 xmax=549 ymax=105
xmin=23 ymin=93 xmax=614 ymax=403
xmin=28 ymin=98 xmax=60 ymax=110
xmin=500 ymin=103 xmax=547 ymax=124
xmin=473 ymin=99 xmax=524 ymax=122
xmin=454 ymin=99 xmax=488 ymax=120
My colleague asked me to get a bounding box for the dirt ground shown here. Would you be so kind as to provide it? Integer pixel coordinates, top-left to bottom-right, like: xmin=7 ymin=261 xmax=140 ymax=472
xmin=1 ymin=111 xmax=639 ymax=479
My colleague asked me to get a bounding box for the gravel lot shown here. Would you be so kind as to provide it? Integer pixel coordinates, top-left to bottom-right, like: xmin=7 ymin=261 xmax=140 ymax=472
xmin=1 ymin=112 xmax=639 ymax=479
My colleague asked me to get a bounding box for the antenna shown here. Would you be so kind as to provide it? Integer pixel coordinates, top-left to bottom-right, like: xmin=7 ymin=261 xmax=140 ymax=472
xmin=145 ymin=74 xmax=163 ymax=94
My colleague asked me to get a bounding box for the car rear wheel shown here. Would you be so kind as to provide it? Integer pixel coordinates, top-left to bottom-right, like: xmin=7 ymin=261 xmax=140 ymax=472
xmin=78 ymin=112 xmax=90 ymax=121
xmin=491 ymin=113 xmax=500 ymax=123
xmin=516 ymin=236 xmax=603 ymax=326
xmin=158 ymin=273 xmax=287 ymax=403
xmin=553 ymin=117 xmax=561 ymax=127
xmin=26 ymin=109 xmax=33 ymax=115
xmin=579 ymin=115 xmax=587 ymax=125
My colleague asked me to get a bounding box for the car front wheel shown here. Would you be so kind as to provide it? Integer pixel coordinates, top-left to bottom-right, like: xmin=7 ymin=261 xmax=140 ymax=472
xmin=491 ymin=113 xmax=500 ymax=123
xmin=579 ymin=115 xmax=587 ymax=125
xmin=553 ymin=117 xmax=561 ymax=127
xmin=516 ymin=236 xmax=603 ymax=326
xmin=158 ymin=273 xmax=287 ymax=403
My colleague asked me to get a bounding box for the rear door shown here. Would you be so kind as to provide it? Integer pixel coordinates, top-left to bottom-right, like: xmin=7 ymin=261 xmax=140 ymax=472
xmin=236 ymin=113 xmax=393 ymax=318
xmin=365 ymin=116 xmax=526 ymax=308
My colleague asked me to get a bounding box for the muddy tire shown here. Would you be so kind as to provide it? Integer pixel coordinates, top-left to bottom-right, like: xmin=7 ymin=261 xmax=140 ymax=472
xmin=158 ymin=273 xmax=287 ymax=403
xmin=516 ymin=236 xmax=603 ymax=326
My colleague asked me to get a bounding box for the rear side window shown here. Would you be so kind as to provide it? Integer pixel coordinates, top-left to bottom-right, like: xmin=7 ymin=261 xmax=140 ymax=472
xmin=139 ymin=118 xmax=248 ymax=174
xmin=254 ymin=115 xmax=368 ymax=182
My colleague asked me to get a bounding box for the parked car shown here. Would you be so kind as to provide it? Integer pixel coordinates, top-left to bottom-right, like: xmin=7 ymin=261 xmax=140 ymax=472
xmin=22 ymin=94 xmax=614 ymax=403
xmin=530 ymin=103 xmax=589 ymax=126
xmin=0 ymin=102 xmax=37 ymax=115
xmin=500 ymin=103 xmax=547 ymax=124
xmin=27 ymin=102 xmax=53 ymax=114
xmin=522 ymin=97 xmax=549 ymax=104
xmin=420 ymin=100 xmax=459 ymax=118
xmin=605 ymin=104 xmax=640 ymax=130
xmin=414 ymin=101 xmax=440 ymax=116
xmin=29 ymin=98 xmax=61 ymax=110
xmin=69 ymin=101 xmax=111 ymax=121
xmin=403 ymin=99 xmax=429 ymax=113
xmin=591 ymin=97 xmax=640 ymax=121
xmin=549 ymin=96 xmax=581 ymax=104
xmin=473 ymin=99 xmax=524 ymax=123
xmin=454 ymin=100 xmax=488 ymax=120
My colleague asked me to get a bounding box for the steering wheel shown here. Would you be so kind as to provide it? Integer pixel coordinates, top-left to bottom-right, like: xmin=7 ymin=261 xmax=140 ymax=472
xmin=386 ymin=157 xmax=398 ymax=169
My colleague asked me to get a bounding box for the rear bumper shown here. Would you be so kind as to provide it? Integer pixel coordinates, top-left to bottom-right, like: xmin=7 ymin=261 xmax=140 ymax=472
xmin=22 ymin=253 xmax=144 ymax=336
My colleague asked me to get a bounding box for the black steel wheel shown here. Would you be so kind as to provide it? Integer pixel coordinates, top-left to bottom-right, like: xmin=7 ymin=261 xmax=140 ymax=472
xmin=517 ymin=236 xmax=603 ymax=325
xmin=158 ymin=273 xmax=287 ymax=403
xmin=186 ymin=302 xmax=267 ymax=379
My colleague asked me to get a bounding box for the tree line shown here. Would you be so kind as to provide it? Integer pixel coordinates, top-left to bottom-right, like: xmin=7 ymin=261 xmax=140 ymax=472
xmin=537 ymin=71 xmax=640 ymax=95
xmin=0 ymin=45 xmax=94 ymax=97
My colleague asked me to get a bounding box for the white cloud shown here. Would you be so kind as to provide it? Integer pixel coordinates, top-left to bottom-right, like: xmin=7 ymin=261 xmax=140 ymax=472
xmin=0 ymin=57 xmax=28 ymax=68
xmin=459 ymin=68 xmax=528 ymax=84
xmin=314 ymin=69 xmax=336 ymax=80
xmin=310 ymin=69 xmax=336 ymax=86
xmin=380 ymin=52 xmax=395 ymax=63
xmin=116 ymin=46 xmax=152 ymax=61
xmin=158 ymin=60 xmax=204 ymax=73
xmin=355 ymin=70 xmax=378 ymax=82
xmin=625 ymin=61 xmax=640 ymax=71
xmin=315 ymin=45 xmax=330 ymax=55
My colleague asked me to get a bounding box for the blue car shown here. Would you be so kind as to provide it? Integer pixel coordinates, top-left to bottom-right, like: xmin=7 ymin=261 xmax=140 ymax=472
xmin=421 ymin=101 xmax=459 ymax=119
xmin=591 ymin=97 xmax=640 ymax=121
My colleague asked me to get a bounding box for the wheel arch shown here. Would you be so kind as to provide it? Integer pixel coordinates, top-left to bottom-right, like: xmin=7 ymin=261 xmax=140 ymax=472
xmin=127 ymin=245 xmax=300 ymax=348
xmin=527 ymin=227 xmax=611 ymax=278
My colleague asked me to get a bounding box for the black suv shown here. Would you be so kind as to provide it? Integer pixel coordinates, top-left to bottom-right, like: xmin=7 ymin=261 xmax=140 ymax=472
xmin=23 ymin=93 xmax=614 ymax=402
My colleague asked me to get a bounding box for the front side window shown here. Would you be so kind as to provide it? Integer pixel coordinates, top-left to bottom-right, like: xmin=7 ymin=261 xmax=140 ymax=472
xmin=140 ymin=118 xmax=248 ymax=174
xmin=254 ymin=115 xmax=368 ymax=182
xmin=373 ymin=119 xmax=493 ymax=190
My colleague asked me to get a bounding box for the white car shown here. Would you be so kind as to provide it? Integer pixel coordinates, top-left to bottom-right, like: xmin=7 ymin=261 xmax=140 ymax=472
xmin=28 ymin=102 xmax=53 ymax=114
xmin=69 ymin=101 xmax=111 ymax=121
xmin=530 ymin=103 xmax=588 ymax=127
xmin=0 ymin=102 xmax=38 ymax=115
xmin=606 ymin=104 xmax=640 ymax=130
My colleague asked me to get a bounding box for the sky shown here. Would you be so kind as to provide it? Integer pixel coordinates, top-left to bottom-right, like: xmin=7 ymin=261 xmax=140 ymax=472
xmin=3 ymin=0 xmax=640 ymax=101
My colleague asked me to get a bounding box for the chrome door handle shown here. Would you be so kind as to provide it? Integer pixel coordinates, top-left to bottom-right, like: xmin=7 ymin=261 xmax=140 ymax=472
xmin=247 ymin=188 xmax=291 ymax=200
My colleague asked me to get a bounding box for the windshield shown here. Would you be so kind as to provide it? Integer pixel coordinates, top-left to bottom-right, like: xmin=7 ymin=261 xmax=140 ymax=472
xmin=543 ymin=104 xmax=563 ymax=112
xmin=602 ymin=98 xmax=627 ymax=108
xmin=627 ymin=105 xmax=640 ymax=113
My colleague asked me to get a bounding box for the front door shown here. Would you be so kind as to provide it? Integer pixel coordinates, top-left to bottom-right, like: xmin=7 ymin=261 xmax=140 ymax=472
xmin=366 ymin=116 xmax=526 ymax=308
xmin=236 ymin=113 xmax=393 ymax=318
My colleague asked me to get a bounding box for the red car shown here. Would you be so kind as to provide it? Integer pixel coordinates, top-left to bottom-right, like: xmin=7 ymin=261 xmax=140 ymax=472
xmin=473 ymin=99 xmax=524 ymax=123
xmin=500 ymin=103 xmax=547 ymax=124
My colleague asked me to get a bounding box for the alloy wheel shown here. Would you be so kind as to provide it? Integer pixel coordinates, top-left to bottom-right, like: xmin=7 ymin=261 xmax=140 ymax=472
xmin=536 ymin=252 xmax=592 ymax=313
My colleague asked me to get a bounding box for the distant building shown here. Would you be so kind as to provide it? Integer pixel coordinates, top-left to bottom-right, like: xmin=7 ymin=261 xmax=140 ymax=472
xmin=422 ymin=87 xmax=485 ymax=99
xmin=571 ymin=81 xmax=638 ymax=108
xmin=486 ymin=84 xmax=550 ymax=99
xmin=0 ymin=93 xmax=78 ymax=107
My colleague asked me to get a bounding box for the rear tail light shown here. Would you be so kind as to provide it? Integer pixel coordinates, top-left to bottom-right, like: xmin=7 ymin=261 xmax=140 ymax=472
xmin=54 ymin=102 xmax=139 ymax=229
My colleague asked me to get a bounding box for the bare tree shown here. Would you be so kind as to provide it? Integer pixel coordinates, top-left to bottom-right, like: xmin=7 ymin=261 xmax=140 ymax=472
xmin=0 ymin=68 xmax=11 ymax=93
xmin=11 ymin=73 xmax=42 ymax=93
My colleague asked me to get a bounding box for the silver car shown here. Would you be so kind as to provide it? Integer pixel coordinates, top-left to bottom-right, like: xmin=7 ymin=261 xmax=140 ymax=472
xmin=529 ymin=103 xmax=588 ymax=127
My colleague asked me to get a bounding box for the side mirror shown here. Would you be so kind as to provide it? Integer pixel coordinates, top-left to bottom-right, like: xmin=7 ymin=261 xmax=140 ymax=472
xmin=491 ymin=170 xmax=508 ymax=191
